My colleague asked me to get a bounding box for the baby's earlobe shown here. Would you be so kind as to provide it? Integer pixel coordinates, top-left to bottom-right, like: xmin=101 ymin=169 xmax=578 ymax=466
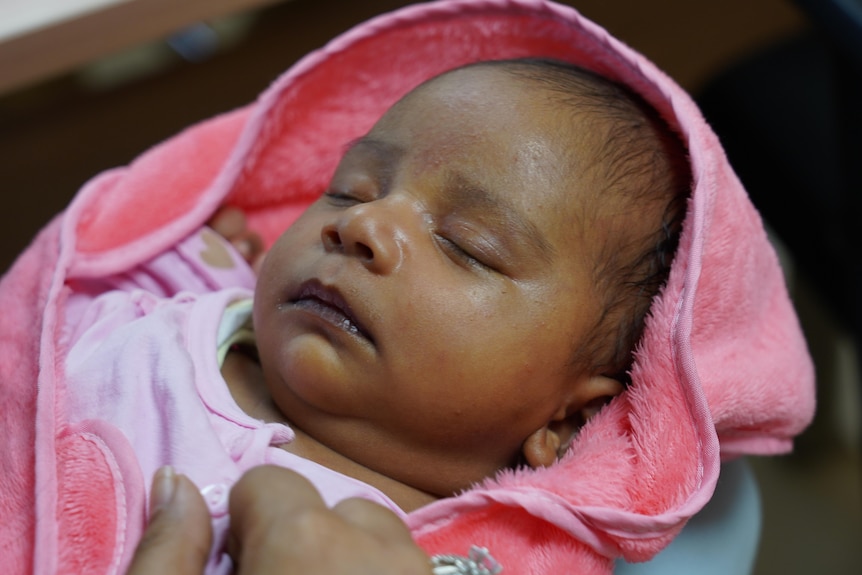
xmin=522 ymin=375 xmax=625 ymax=468
xmin=521 ymin=428 xmax=560 ymax=469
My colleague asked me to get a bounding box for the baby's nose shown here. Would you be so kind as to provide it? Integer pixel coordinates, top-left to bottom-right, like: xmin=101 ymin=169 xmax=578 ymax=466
xmin=321 ymin=200 xmax=408 ymax=274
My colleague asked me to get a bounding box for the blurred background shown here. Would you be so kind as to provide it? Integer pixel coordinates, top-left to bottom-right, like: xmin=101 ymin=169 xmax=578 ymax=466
xmin=1 ymin=1 xmax=859 ymax=572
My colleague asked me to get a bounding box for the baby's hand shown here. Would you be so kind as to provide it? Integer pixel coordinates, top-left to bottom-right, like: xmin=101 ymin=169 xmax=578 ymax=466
xmin=207 ymin=206 xmax=266 ymax=274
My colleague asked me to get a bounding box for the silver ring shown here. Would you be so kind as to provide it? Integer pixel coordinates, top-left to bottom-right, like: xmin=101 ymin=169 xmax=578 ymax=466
xmin=431 ymin=546 xmax=502 ymax=575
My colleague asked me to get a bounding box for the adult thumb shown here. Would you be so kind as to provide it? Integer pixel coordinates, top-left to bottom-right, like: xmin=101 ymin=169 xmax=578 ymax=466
xmin=126 ymin=467 xmax=214 ymax=575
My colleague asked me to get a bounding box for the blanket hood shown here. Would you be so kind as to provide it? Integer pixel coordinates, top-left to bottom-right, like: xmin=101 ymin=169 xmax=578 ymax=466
xmin=3 ymin=1 xmax=814 ymax=573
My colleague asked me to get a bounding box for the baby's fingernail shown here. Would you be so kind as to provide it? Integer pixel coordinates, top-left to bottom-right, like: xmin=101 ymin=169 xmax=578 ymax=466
xmin=150 ymin=466 xmax=177 ymax=516
xmin=234 ymin=238 xmax=252 ymax=259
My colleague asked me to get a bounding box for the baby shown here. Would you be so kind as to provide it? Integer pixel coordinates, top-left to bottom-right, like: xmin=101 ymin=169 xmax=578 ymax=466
xmin=243 ymin=58 xmax=689 ymax=506
xmin=64 ymin=58 xmax=687 ymax=567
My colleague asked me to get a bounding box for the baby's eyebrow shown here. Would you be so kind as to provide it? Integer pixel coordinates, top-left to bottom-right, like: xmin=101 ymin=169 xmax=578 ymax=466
xmin=445 ymin=172 xmax=555 ymax=264
xmin=341 ymin=136 xmax=404 ymax=189
xmin=343 ymin=136 xmax=405 ymax=165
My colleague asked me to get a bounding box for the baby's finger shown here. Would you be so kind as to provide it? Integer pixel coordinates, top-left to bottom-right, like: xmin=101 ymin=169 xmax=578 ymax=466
xmin=229 ymin=230 xmax=264 ymax=263
xmin=251 ymin=250 xmax=267 ymax=275
xmin=208 ymin=206 xmax=246 ymax=239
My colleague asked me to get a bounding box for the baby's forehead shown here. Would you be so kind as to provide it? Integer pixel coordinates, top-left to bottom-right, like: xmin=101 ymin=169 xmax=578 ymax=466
xmin=386 ymin=68 xmax=593 ymax=158
xmin=358 ymin=63 xmax=610 ymax=236
xmin=411 ymin=65 xmax=599 ymax=149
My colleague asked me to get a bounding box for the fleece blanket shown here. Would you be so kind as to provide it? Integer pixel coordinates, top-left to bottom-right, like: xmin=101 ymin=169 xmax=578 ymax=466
xmin=0 ymin=1 xmax=815 ymax=573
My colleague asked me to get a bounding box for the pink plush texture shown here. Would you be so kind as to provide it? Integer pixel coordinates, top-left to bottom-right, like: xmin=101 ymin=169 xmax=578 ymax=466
xmin=0 ymin=1 xmax=815 ymax=573
xmin=55 ymin=422 xmax=145 ymax=574
xmin=0 ymin=217 xmax=61 ymax=575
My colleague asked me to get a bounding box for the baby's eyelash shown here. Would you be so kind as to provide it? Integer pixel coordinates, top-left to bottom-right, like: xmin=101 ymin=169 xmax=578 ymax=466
xmin=437 ymin=235 xmax=492 ymax=272
xmin=323 ymin=189 xmax=362 ymax=205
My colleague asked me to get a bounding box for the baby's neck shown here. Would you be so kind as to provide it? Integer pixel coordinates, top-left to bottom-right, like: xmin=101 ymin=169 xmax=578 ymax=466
xmin=221 ymin=346 xmax=436 ymax=512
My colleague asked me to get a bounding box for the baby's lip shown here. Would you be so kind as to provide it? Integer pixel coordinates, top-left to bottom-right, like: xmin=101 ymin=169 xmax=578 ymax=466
xmin=286 ymin=279 xmax=374 ymax=343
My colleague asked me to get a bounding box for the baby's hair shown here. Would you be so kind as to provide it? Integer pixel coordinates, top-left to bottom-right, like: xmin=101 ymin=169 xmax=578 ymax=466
xmin=470 ymin=58 xmax=691 ymax=383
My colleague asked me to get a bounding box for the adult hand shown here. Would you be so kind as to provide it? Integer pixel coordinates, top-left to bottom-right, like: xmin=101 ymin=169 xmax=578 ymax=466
xmin=126 ymin=467 xmax=213 ymax=575
xmin=229 ymin=465 xmax=431 ymax=574
xmin=126 ymin=465 xmax=432 ymax=575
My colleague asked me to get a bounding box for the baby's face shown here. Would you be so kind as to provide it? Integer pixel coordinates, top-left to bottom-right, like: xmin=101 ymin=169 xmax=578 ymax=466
xmin=254 ymin=66 xmax=603 ymax=496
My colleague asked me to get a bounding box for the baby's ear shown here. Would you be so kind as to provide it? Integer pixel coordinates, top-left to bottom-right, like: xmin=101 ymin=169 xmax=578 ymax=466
xmin=521 ymin=375 xmax=624 ymax=468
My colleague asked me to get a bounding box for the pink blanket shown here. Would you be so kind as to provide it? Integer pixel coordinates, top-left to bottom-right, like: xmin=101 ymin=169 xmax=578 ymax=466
xmin=0 ymin=1 xmax=815 ymax=573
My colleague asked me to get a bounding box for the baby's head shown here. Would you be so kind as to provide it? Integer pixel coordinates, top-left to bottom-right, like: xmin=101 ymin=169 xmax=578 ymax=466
xmin=253 ymin=59 xmax=689 ymax=498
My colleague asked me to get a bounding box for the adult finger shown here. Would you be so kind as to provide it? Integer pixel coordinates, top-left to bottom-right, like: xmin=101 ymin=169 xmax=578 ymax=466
xmin=126 ymin=467 xmax=213 ymax=575
xmin=333 ymin=497 xmax=417 ymax=545
xmin=332 ymin=498 xmax=431 ymax=574
xmin=227 ymin=465 xmax=328 ymax=573
xmin=229 ymin=465 xmax=327 ymax=531
xmin=227 ymin=466 xmax=431 ymax=575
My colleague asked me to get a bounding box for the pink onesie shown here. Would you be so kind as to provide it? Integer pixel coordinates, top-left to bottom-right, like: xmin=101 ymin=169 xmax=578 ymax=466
xmin=61 ymin=228 xmax=403 ymax=573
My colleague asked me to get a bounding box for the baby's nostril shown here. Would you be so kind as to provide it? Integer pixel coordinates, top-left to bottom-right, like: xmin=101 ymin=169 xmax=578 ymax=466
xmin=355 ymin=242 xmax=374 ymax=262
xmin=322 ymin=228 xmax=342 ymax=250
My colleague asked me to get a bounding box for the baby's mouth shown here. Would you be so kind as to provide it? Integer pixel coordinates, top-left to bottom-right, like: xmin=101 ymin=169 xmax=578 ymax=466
xmin=286 ymin=280 xmax=373 ymax=343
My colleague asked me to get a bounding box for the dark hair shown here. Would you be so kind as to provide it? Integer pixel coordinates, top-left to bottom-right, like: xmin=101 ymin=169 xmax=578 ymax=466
xmin=477 ymin=58 xmax=691 ymax=383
